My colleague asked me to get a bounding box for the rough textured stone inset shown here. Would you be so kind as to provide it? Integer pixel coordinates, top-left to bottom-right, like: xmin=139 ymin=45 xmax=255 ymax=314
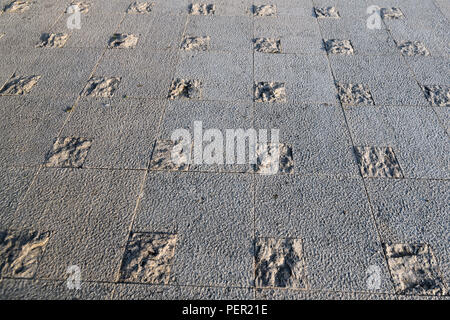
xmin=168 ymin=78 xmax=202 ymax=100
xmin=421 ymin=85 xmax=450 ymax=107
xmin=181 ymin=36 xmax=210 ymax=51
xmin=0 ymin=230 xmax=50 ymax=278
xmin=2 ymin=0 xmax=31 ymax=13
xmin=45 ymin=137 xmax=93 ymax=168
xmin=119 ymin=232 xmax=177 ymax=284
xmin=255 ymin=238 xmax=306 ymax=288
xmin=108 ymin=33 xmax=139 ymax=49
xmin=324 ymin=39 xmax=354 ymax=55
xmin=36 ymin=33 xmax=69 ymax=48
xmin=254 ymin=82 xmax=286 ymax=102
xmin=314 ymin=6 xmax=340 ymax=18
xmin=384 ymin=244 xmax=448 ymax=296
xmin=66 ymin=1 xmax=91 ymax=13
xmin=81 ymin=77 xmax=121 ymax=97
xmin=252 ymin=5 xmax=276 ymax=16
xmin=354 ymin=146 xmax=404 ymax=178
xmin=336 ymin=83 xmax=375 ymax=106
xmin=189 ymin=3 xmax=215 ymax=15
xmin=127 ymin=2 xmax=153 ymax=14
xmin=253 ymin=143 xmax=294 ymax=174
xmin=149 ymin=139 xmax=191 ymax=171
xmin=381 ymin=7 xmax=404 ymax=19
xmin=254 ymin=38 xmax=281 ymax=53
xmin=398 ymin=41 xmax=430 ymax=56
xmin=0 ymin=75 xmax=41 ymax=95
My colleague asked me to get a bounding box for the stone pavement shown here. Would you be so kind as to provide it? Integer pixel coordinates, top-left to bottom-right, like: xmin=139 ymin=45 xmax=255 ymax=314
xmin=0 ymin=0 xmax=449 ymax=300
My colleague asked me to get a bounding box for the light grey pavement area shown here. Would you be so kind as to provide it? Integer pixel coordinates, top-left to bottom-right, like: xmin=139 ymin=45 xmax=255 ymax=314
xmin=0 ymin=0 xmax=449 ymax=300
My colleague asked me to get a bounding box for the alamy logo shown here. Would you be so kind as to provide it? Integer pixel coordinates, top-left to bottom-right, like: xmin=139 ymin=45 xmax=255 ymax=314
xmin=366 ymin=5 xmax=382 ymax=30
xmin=366 ymin=264 xmax=382 ymax=290
xmin=66 ymin=5 xmax=81 ymax=30
xmin=66 ymin=265 xmax=82 ymax=290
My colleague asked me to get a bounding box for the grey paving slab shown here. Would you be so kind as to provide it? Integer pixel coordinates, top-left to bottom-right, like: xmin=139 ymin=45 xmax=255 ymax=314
xmin=0 ymin=279 xmax=114 ymax=299
xmin=406 ymin=56 xmax=450 ymax=86
xmin=94 ymin=49 xmax=178 ymax=99
xmin=329 ymin=55 xmax=430 ymax=106
xmin=185 ymin=15 xmax=253 ymax=52
xmin=434 ymin=0 xmax=450 ymax=20
xmin=0 ymin=96 xmax=73 ymax=167
xmin=175 ymin=51 xmax=253 ymax=101
xmin=254 ymin=174 xmax=394 ymax=292
xmin=254 ymin=15 xmax=323 ymax=54
xmin=6 ymin=168 xmax=144 ymax=282
xmin=133 ymin=172 xmax=254 ymax=287
xmin=59 ymin=97 xmax=165 ymax=169
xmin=434 ymin=107 xmax=450 ymax=134
xmin=345 ymin=105 xmax=450 ymax=179
xmin=254 ymin=53 xmax=337 ymax=104
xmin=112 ymin=283 xmax=254 ymax=300
xmin=253 ymin=103 xmax=359 ymax=177
xmin=365 ymin=178 xmax=450 ymax=289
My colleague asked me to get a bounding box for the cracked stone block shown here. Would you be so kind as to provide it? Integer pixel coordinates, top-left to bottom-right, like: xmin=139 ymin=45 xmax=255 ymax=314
xmin=254 ymin=82 xmax=286 ymax=103
xmin=2 ymin=0 xmax=31 ymax=13
xmin=252 ymin=5 xmax=277 ymax=17
xmin=354 ymin=146 xmax=404 ymax=178
xmin=181 ymin=36 xmax=210 ymax=51
xmin=81 ymin=77 xmax=121 ymax=97
xmin=44 ymin=137 xmax=93 ymax=168
xmin=253 ymin=143 xmax=294 ymax=174
xmin=168 ymin=78 xmax=202 ymax=100
xmin=0 ymin=230 xmax=50 ymax=278
xmin=398 ymin=41 xmax=430 ymax=56
xmin=119 ymin=232 xmax=177 ymax=284
xmin=336 ymin=83 xmax=375 ymax=106
xmin=314 ymin=6 xmax=340 ymax=18
xmin=255 ymin=238 xmax=306 ymax=288
xmin=0 ymin=33 xmax=4 ymax=40
xmin=189 ymin=3 xmax=215 ymax=15
xmin=0 ymin=75 xmax=41 ymax=95
xmin=324 ymin=39 xmax=354 ymax=55
xmin=149 ymin=139 xmax=191 ymax=171
xmin=66 ymin=1 xmax=91 ymax=13
xmin=254 ymin=38 xmax=281 ymax=53
xmin=421 ymin=85 xmax=450 ymax=107
xmin=36 ymin=33 xmax=69 ymax=48
xmin=108 ymin=33 xmax=139 ymax=49
xmin=384 ymin=244 xmax=448 ymax=296
xmin=126 ymin=2 xmax=154 ymax=14
xmin=381 ymin=7 xmax=404 ymax=19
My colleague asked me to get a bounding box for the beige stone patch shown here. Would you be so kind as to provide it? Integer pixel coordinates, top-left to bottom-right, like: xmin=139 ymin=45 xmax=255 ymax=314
xmin=252 ymin=5 xmax=276 ymax=16
xmin=314 ymin=6 xmax=340 ymax=18
xmin=168 ymin=78 xmax=202 ymax=100
xmin=324 ymin=39 xmax=354 ymax=55
xmin=36 ymin=33 xmax=69 ymax=48
xmin=189 ymin=3 xmax=215 ymax=15
xmin=127 ymin=2 xmax=154 ymax=14
xmin=253 ymin=143 xmax=294 ymax=174
xmin=421 ymin=85 xmax=450 ymax=107
xmin=149 ymin=139 xmax=191 ymax=171
xmin=254 ymin=82 xmax=286 ymax=102
xmin=82 ymin=77 xmax=121 ymax=97
xmin=119 ymin=232 xmax=177 ymax=284
xmin=354 ymin=146 xmax=404 ymax=178
xmin=66 ymin=1 xmax=91 ymax=13
xmin=0 ymin=75 xmax=41 ymax=95
xmin=2 ymin=0 xmax=31 ymax=13
xmin=381 ymin=7 xmax=404 ymax=19
xmin=180 ymin=36 xmax=210 ymax=51
xmin=108 ymin=33 xmax=139 ymax=49
xmin=254 ymin=38 xmax=281 ymax=53
xmin=45 ymin=137 xmax=93 ymax=168
xmin=398 ymin=41 xmax=430 ymax=56
xmin=336 ymin=83 xmax=375 ymax=106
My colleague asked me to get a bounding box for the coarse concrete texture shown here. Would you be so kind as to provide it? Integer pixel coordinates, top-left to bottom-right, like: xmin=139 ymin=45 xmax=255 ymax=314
xmin=0 ymin=0 xmax=448 ymax=300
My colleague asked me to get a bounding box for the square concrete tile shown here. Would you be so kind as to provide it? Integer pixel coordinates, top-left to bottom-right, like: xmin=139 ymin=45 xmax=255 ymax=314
xmin=254 ymin=174 xmax=394 ymax=292
xmin=8 ymin=168 xmax=144 ymax=282
xmin=60 ymin=97 xmax=165 ymax=169
xmin=345 ymin=105 xmax=450 ymax=179
xmin=406 ymin=56 xmax=450 ymax=86
xmin=133 ymin=172 xmax=254 ymax=287
xmin=254 ymin=53 xmax=337 ymax=104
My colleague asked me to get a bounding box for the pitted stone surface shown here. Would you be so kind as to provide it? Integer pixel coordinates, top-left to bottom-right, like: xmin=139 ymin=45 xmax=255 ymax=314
xmin=354 ymin=146 xmax=404 ymax=178
xmin=0 ymin=75 xmax=41 ymax=95
xmin=384 ymin=244 xmax=448 ymax=296
xmin=314 ymin=7 xmax=340 ymax=18
xmin=36 ymin=33 xmax=69 ymax=48
xmin=253 ymin=143 xmax=294 ymax=174
xmin=2 ymin=0 xmax=31 ymax=13
xmin=381 ymin=7 xmax=404 ymax=19
xmin=44 ymin=137 xmax=93 ymax=168
xmin=189 ymin=3 xmax=215 ymax=15
xmin=119 ymin=232 xmax=177 ymax=284
xmin=149 ymin=139 xmax=191 ymax=171
xmin=254 ymin=38 xmax=281 ymax=53
xmin=0 ymin=230 xmax=50 ymax=278
xmin=82 ymin=77 xmax=121 ymax=97
xmin=421 ymin=85 xmax=449 ymax=107
xmin=254 ymin=82 xmax=286 ymax=102
xmin=66 ymin=1 xmax=91 ymax=13
xmin=108 ymin=34 xmax=139 ymax=49
xmin=398 ymin=41 xmax=430 ymax=56
xmin=324 ymin=39 xmax=354 ymax=55
xmin=168 ymin=78 xmax=202 ymax=100
xmin=126 ymin=2 xmax=153 ymax=14
xmin=252 ymin=5 xmax=276 ymax=16
xmin=181 ymin=36 xmax=210 ymax=51
xmin=336 ymin=83 xmax=375 ymax=106
xmin=255 ymin=238 xmax=306 ymax=288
